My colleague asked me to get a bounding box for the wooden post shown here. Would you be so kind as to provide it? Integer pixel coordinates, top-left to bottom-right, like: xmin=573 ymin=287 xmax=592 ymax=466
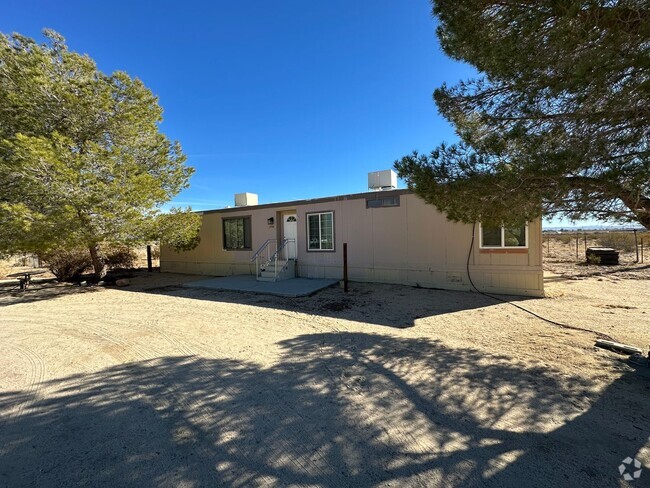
xmin=575 ymin=232 xmax=579 ymax=260
xmin=583 ymin=232 xmax=587 ymax=253
xmin=641 ymin=238 xmax=644 ymax=264
xmin=147 ymin=245 xmax=153 ymax=272
xmin=634 ymin=229 xmax=639 ymax=262
xmin=343 ymin=243 xmax=349 ymax=293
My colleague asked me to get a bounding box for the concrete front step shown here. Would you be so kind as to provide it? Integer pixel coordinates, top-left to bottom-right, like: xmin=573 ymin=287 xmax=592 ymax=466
xmin=260 ymin=271 xmax=280 ymax=278
xmin=260 ymin=262 xmax=287 ymax=272
xmin=257 ymin=259 xmax=295 ymax=282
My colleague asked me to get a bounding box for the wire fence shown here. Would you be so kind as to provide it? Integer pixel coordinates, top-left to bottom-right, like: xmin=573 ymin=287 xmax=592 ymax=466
xmin=543 ymin=229 xmax=647 ymax=264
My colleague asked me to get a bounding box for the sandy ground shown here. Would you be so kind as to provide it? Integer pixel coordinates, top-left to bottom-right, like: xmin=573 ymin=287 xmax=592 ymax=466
xmin=1 ymin=266 xmax=649 ymax=487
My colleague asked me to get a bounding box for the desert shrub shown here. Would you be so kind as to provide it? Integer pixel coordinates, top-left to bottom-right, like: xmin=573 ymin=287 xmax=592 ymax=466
xmin=0 ymin=259 xmax=12 ymax=279
xmin=553 ymin=234 xmax=574 ymax=245
xmin=41 ymin=248 xmax=92 ymax=281
xmin=596 ymin=232 xmax=638 ymax=252
xmin=149 ymin=245 xmax=160 ymax=260
xmin=101 ymin=245 xmax=137 ymax=270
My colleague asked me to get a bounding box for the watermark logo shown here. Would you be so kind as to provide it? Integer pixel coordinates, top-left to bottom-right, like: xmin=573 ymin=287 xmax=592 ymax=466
xmin=619 ymin=457 xmax=643 ymax=481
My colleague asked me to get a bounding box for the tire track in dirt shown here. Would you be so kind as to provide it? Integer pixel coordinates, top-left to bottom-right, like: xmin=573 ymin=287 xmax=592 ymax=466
xmin=2 ymin=294 xmax=342 ymax=484
xmin=73 ymin=317 xmax=230 ymax=483
xmin=1 ymin=343 xmax=46 ymax=420
xmin=96 ymin=318 xmax=314 ymax=485
xmin=4 ymin=315 xmax=226 ymax=483
xmin=139 ymin=319 xmax=200 ymax=358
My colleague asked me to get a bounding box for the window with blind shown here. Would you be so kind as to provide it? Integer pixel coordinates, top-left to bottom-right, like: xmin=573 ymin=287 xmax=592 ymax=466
xmin=307 ymin=211 xmax=334 ymax=251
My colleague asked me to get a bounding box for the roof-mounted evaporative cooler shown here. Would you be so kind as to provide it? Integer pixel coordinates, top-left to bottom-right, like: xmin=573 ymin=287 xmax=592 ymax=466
xmin=234 ymin=193 xmax=259 ymax=207
xmin=368 ymin=170 xmax=397 ymax=191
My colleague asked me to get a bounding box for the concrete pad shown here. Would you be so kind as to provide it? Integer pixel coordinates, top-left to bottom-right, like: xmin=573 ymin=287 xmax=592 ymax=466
xmin=183 ymin=275 xmax=339 ymax=297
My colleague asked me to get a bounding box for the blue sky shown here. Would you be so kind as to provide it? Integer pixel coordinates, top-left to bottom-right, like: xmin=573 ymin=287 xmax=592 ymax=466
xmin=1 ymin=0 xmax=621 ymax=227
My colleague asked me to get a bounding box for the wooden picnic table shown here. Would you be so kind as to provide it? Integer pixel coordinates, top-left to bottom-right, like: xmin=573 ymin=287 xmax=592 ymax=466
xmin=6 ymin=270 xmax=47 ymax=290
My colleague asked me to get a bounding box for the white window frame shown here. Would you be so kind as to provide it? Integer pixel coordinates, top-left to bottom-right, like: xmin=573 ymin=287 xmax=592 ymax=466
xmin=306 ymin=211 xmax=335 ymax=252
xmin=479 ymin=223 xmax=529 ymax=249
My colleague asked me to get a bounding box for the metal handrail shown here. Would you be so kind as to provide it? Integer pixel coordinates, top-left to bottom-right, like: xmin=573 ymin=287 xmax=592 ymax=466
xmin=251 ymin=238 xmax=296 ymax=281
xmin=269 ymin=238 xmax=295 ymax=263
xmin=250 ymin=239 xmax=276 ymax=262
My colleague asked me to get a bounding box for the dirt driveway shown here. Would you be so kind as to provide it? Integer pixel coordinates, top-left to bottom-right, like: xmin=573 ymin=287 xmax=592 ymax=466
xmin=1 ymin=271 xmax=649 ymax=487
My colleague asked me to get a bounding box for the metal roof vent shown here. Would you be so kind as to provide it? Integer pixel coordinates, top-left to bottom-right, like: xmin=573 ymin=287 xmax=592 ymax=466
xmin=234 ymin=192 xmax=258 ymax=207
xmin=368 ymin=170 xmax=397 ymax=191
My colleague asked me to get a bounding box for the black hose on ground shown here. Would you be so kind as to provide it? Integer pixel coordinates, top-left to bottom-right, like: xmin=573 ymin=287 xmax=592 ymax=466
xmin=466 ymin=223 xmax=616 ymax=342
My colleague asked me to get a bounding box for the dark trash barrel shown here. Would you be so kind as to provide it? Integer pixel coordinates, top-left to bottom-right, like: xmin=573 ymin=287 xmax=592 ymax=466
xmin=586 ymin=247 xmax=619 ymax=265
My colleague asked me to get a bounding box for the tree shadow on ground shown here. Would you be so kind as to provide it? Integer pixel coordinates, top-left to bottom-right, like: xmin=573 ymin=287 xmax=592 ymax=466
xmin=1 ymin=333 xmax=648 ymax=487
xmin=0 ymin=281 xmax=99 ymax=307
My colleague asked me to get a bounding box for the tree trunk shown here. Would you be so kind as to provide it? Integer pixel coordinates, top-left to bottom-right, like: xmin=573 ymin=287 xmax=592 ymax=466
xmin=88 ymin=244 xmax=106 ymax=280
xmin=619 ymin=193 xmax=650 ymax=230
xmin=637 ymin=212 xmax=650 ymax=230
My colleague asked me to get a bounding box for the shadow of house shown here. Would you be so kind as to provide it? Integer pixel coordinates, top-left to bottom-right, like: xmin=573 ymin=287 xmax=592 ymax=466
xmin=1 ymin=333 xmax=648 ymax=486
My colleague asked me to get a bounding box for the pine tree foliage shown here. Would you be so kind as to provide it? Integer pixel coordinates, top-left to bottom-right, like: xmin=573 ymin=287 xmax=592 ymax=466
xmin=395 ymin=1 xmax=650 ymax=228
xmin=0 ymin=31 xmax=201 ymax=275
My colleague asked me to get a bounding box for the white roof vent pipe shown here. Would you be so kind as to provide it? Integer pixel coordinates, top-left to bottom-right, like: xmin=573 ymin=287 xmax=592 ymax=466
xmin=234 ymin=193 xmax=258 ymax=207
xmin=368 ymin=170 xmax=397 ymax=191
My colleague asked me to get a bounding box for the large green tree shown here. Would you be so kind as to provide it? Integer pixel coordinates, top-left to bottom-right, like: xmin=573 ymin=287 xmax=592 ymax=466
xmin=0 ymin=30 xmax=201 ymax=276
xmin=395 ymin=1 xmax=650 ymax=228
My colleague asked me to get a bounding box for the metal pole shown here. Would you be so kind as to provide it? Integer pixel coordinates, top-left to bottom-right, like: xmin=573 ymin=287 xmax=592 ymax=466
xmin=147 ymin=245 xmax=153 ymax=272
xmin=641 ymin=238 xmax=644 ymax=264
xmin=634 ymin=230 xmax=639 ymax=262
xmin=343 ymin=243 xmax=349 ymax=293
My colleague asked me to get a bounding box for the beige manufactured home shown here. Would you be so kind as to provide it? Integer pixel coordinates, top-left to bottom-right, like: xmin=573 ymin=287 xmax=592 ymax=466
xmin=161 ymin=172 xmax=544 ymax=297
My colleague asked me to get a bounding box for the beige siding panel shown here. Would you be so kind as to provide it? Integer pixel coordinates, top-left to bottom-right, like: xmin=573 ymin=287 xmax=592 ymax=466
xmin=369 ymin=206 xmax=408 ymax=270
xmin=160 ymin=192 xmax=544 ymax=296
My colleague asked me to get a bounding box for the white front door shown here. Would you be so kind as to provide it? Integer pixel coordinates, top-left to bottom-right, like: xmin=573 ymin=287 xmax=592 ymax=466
xmin=283 ymin=214 xmax=297 ymax=259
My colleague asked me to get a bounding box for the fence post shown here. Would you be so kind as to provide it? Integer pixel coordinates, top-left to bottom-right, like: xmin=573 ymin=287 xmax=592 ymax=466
xmin=576 ymin=232 xmax=579 ymax=260
xmin=641 ymin=238 xmax=644 ymax=264
xmin=634 ymin=229 xmax=639 ymax=262
xmin=343 ymin=243 xmax=349 ymax=293
xmin=147 ymin=245 xmax=153 ymax=272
